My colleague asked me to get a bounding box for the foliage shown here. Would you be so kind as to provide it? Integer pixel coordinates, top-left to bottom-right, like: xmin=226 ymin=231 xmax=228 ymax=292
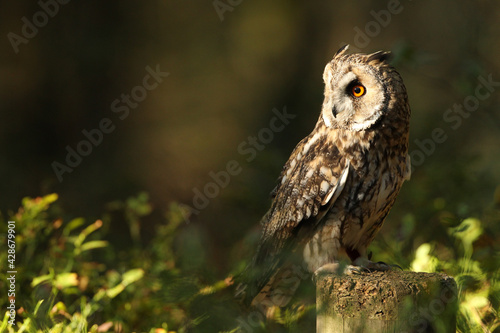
xmin=372 ymin=192 xmax=500 ymax=333
xmin=0 ymin=194 xmax=235 ymax=332
xmin=409 ymin=217 xmax=500 ymax=333
xmin=1 ymin=190 xmax=499 ymax=332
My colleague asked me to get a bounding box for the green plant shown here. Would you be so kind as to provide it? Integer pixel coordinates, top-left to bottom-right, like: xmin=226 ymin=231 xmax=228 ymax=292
xmin=1 ymin=190 xmax=498 ymax=332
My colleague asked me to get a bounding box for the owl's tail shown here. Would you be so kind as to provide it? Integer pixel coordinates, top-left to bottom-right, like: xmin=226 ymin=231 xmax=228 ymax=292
xmin=235 ymin=260 xmax=308 ymax=318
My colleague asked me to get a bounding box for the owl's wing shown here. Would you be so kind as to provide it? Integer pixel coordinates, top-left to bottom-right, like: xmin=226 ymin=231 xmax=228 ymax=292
xmin=263 ymin=133 xmax=349 ymax=248
xmin=239 ymin=132 xmax=349 ymax=306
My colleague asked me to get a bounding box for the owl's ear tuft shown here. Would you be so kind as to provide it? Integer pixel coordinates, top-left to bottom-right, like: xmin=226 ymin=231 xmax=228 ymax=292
xmin=367 ymin=51 xmax=392 ymax=64
xmin=334 ymin=45 xmax=349 ymax=59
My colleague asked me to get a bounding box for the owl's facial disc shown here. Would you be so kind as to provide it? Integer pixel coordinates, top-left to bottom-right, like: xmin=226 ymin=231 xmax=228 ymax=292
xmin=322 ymin=65 xmax=386 ymax=131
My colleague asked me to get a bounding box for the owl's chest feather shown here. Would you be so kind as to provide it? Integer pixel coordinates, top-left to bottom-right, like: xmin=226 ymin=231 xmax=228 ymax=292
xmin=335 ymin=134 xmax=408 ymax=248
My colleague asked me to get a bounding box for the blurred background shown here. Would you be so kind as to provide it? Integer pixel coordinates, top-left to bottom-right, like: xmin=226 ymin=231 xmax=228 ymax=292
xmin=0 ymin=0 xmax=499 ymax=331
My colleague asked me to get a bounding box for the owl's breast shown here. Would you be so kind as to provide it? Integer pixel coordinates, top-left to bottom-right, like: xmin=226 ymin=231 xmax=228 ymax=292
xmin=336 ymin=148 xmax=408 ymax=250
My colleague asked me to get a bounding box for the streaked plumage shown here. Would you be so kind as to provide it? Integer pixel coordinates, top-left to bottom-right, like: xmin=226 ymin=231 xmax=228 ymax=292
xmin=237 ymin=45 xmax=411 ymax=314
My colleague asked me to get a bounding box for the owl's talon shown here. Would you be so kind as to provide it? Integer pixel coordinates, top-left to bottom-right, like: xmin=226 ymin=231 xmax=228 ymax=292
xmin=350 ymin=259 xmax=401 ymax=272
xmin=374 ymin=261 xmax=402 ymax=271
xmin=370 ymin=261 xmax=391 ymax=271
xmin=388 ymin=263 xmax=403 ymax=271
xmin=344 ymin=265 xmax=363 ymax=275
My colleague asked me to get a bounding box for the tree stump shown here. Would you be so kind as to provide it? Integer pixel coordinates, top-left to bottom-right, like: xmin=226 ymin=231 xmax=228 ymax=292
xmin=316 ymin=270 xmax=457 ymax=333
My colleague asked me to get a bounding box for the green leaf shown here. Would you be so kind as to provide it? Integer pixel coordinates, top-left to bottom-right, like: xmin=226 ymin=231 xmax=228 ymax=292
xmin=22 ymin=193 xmax=58 ymax=210
xmin=74 ymin=220 xmax=103 ymax=250
xmin=64 ymin=218 xmax=85 ymax=236
xmin=411 ymin=243 xmax=439 ymax=273
xmin=33 ymin=299 xmax=45 ymax=315
xmin=80 ymin=240 xmax=108 ymax=252
xmin=126 ymin=192 xmax=152 ymax=217
xmin=105 ymin=269 xmax=144 ymax=299
xmin=466 ymin=295 xmax=489 ymax=308
xmin=449 ymin=218 xmax=483 ymax=246
xmin=31 ymin=273 xmax=53 ymax=288
xmin=55 ymin=272 xmax=79 ymax=289
xmin=122 ymin=268 xmax=144 ymax=286
xmin=106 ymin=284 xmax=125 ymax=299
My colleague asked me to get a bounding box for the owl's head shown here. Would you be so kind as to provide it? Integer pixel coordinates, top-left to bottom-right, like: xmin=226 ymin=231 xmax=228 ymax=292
xmin=321 ymin=45 xmax=409 ymax=131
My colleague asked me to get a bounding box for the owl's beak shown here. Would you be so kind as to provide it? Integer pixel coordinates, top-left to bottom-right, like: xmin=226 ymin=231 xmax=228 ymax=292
xmin=332 ymin=106 xmax=337 ymax=118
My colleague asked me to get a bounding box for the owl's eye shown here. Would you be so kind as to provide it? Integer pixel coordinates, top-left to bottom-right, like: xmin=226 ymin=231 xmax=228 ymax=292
xmin=351 ymin=84 xmax=366 ymax=98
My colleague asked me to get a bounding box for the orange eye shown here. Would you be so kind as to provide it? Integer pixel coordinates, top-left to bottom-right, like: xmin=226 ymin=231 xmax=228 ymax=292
xmin=351 ymin=84 xmax=365 ymax=97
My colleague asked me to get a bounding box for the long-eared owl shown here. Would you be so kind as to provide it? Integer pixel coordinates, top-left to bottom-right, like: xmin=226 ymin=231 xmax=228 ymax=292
xmin=238 ymin=45 xmax=412 ymax=312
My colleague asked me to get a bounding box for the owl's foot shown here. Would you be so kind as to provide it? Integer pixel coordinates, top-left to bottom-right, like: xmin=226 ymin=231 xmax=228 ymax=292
xmin=313 ymin=263 xmax=341 ymax=282
xmin=349 ymin=257 xmax=401 ymax=273
xmin=313 ymin=262 xmax=363 ymax=280
xmin=344 ymin=265 xmax=364 ymax=275
xmin=384 ymin=262 xmax=403 ymax=271
xmin=312 ymin=259 xmax=401 ymax=280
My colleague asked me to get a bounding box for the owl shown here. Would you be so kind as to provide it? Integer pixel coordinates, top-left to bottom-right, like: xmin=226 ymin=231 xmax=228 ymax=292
xmin=236 ymin=45 xmax=411 ymax=314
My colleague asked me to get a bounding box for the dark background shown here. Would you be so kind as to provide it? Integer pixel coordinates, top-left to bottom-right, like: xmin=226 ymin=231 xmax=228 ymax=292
xmin=1 ymin=1 xmax=499 ymax=270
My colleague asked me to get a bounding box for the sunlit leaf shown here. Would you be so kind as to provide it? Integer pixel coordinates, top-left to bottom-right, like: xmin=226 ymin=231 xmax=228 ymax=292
xmin=122 ymin=268 xmax=144 ymax=286
xmin=74 ymin=220 xmax=103 ymax=250
xmin=33 ymin=299 xmax=45 ymax=315
xmin=411 ymin=243 xmax=439 ymax=273
xmin=465 ymin=294 xmax=489 ymax=309
xmin=449 ymin=218 xmax=483 ymax=246
xmin=80 ymin=240 xmax=109 ymax=252
xmin=64 ymin=218 xmax=86 ymax=236
xmin=106 ymin=284 xmax=125 ymax=299
xmin=52 ymin=301 xmax=67 ymax=313
xmin=31 ymin=273 xmax=52 ymax=288
xmin=55 ymin=272 xmax=79 ymax=289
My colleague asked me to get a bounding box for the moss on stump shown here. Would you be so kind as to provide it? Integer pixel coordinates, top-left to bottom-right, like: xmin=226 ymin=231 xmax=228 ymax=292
xmin=316 ymin=270 xmax=457 ymax=333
